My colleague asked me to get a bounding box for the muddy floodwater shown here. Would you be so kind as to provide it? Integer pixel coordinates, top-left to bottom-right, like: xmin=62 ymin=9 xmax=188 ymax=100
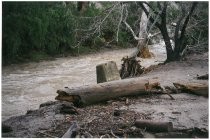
xmin=1 ymin=49 xmax=127 ymax=121
xmin=2 ymin=44 xmax=166 ymax=121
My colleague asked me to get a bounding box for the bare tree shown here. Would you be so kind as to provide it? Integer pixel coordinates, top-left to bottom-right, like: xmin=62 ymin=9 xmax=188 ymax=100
xmin=122 ymin=2 xmax=153 ymax=58
xmin=139 ymin=2 xmax=198 ymax=62
xmin=73 ymin=2 xmax=198 ymax=63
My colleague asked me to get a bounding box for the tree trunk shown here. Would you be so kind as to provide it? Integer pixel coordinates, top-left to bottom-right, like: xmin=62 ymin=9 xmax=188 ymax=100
xmin=173 ymin=2 xmax=198 ymax=59
xmin=136 ymin=3 xmax=152 ymax=58
xmin=160 ymin=25 xmax=177 ymax=62
xmin=159 ymin=2 xmax=178 ymax=62
xmin=55 ymin=78 xmax=161 ymax=106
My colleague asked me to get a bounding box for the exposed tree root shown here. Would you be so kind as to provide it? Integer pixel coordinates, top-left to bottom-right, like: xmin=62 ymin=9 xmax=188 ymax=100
xmin=120 ymin=56 xmax=145 ymax=79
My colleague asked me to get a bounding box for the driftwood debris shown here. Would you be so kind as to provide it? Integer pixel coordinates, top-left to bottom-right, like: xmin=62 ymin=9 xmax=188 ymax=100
xmin=96 ymin=61 xmax=121 ymax=83
xmin=120 ymin=56 xmax=144 ymax=79
xmin=135 ymin=120 xmax=173 ymax=133
xmin=56 ymin=78 xmax=161 ymax=106
xmin=154 ymin=132 xmax=189 ymax=138
xmin=196 ymin=74 xmax=208 ymax=80
xmin=62 ymin=121 xmax=79 ymax=138
xmin=173 ymin=82 xmax=208 ymax=97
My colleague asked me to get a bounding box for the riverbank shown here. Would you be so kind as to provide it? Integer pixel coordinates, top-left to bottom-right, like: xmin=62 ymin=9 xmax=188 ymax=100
xmin=2 ymin=47 xmax=138 ymax=121
xmin=2 ymin=44 xmax=208 ymax=137
xmin=3 ymin=45 xmax=133 ymax=66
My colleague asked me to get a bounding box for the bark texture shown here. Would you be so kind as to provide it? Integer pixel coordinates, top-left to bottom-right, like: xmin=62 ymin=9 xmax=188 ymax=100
xmin=173 ymin=82 xmax=208 ymax=97
xmin=136 ymin=3 xmax=152 ymax=58
xmin=56 ymin=78 xmax=160 ymax=106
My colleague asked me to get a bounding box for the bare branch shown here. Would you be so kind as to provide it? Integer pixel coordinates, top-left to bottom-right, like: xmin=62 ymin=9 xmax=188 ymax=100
xmin=147 ymin=10 xmax=162 ymax=33
xmin=143 ymin=2 xmax=160 ymax=15
xmin=160 ymin=2 xmax=168 ymax=25
xmin=139 ymin=2 xmax=161 ymax=29
xmin=157 ymin=2 xmax=162 ymax=10
xmin=174 ymin=3 xmax=186 ymax=46
xmin=116 ymin=4 xmax=124 ymax=42
xmin=72 ymin=2 xmax=120 ymax=49
xmin=179 ymin=2 xmax=198 ymax=45
xmin=123 ymin=4 xmax=144 ymax=40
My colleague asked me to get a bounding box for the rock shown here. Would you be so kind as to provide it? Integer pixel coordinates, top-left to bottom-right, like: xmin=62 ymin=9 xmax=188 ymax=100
xmin=60 ymin=104 xmax=78 ymax=114
xmin=2 ymin=124 xmax=12 ymax=133
xmin=96 ymin=61 xmax=121 ymax=83
xmin=39 ymin=101 xmax=58 ymax=108
xmin=113 ymin=109 xmax=121 ymax=116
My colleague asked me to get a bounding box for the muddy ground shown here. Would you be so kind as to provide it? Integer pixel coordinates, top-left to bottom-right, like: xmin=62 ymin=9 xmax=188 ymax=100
xmin=2 ymin=52 xmax=209 ymax=138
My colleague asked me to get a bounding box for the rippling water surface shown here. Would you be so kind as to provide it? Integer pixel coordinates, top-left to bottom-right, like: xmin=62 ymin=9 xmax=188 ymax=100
xmin=2 ymin=44 xmax=166 ymax=121
xmin=2 ymin=48 xmax=137 ymax=121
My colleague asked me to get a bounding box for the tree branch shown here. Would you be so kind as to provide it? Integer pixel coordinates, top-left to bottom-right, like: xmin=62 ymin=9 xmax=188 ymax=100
xmin=160 ymin=2 xmax=168 ymax=26
xmin=142 ymin=2 xmax=160 ymax=15
xmin=116 ymin=4 xmax=124 ymax=42
xmin=179 ymin=2 xmax=198 ymax=49
xmin=72 ymin=3 xmax=120 ymax=49
xmin=174 ymin=3 xmax=186 ymax=47
xmin=123 ymin=4 xmax=144 ymax=40
xmin=157 ymin=2 xmax=162 ymax=10
xmin=139 ymin=2 xmax=161 ymax=29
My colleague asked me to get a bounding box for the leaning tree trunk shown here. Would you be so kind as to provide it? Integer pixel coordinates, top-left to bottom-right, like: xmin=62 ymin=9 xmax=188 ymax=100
xmin=137 ymin=3 xmax=152 ymax=58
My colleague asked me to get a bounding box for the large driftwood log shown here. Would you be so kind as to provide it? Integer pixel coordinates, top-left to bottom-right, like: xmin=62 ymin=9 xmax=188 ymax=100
xmin=173 ymin=82 xmax=208 ymax=97
xmin=135 ymin=120 xmax=173 ymax=132
xmin=56 ymin=78 xmax=161 ymax=106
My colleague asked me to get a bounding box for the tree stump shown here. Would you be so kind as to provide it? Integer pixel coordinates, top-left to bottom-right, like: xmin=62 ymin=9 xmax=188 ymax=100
xmin=96 ymin=61 xmax=121 ymax=83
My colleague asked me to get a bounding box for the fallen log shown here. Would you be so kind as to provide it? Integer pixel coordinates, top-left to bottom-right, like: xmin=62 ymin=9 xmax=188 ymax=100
xmin=154 ymin=132 xmax=189 ymax=138
xmin=135 ymin=120 xmax=173 ymax=132
xmin=173 ymin=82 xmax=208 ymax=97
xmin=56 ymin=78 xmax=161 ymax=106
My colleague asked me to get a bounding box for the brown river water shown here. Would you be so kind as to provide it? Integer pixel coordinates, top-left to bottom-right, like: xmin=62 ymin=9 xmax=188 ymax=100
xmin=2 ymin=44 xmax=166 ymax=121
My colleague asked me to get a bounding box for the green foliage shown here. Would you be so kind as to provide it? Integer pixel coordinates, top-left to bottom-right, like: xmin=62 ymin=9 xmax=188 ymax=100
xmin=2 ymin=2 xmax=77 ymax=65
xmin=2 ymin=2 xmax=136 ymax=65
xmin=118 ymin=30 xmax=133 ymax=47
xmin=6 ymin=2 xmax=208 ymax=65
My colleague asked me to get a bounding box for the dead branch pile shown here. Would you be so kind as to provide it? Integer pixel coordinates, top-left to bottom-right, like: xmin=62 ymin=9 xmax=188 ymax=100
xmin=120 ymin=56 xmax=144 ymax=79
